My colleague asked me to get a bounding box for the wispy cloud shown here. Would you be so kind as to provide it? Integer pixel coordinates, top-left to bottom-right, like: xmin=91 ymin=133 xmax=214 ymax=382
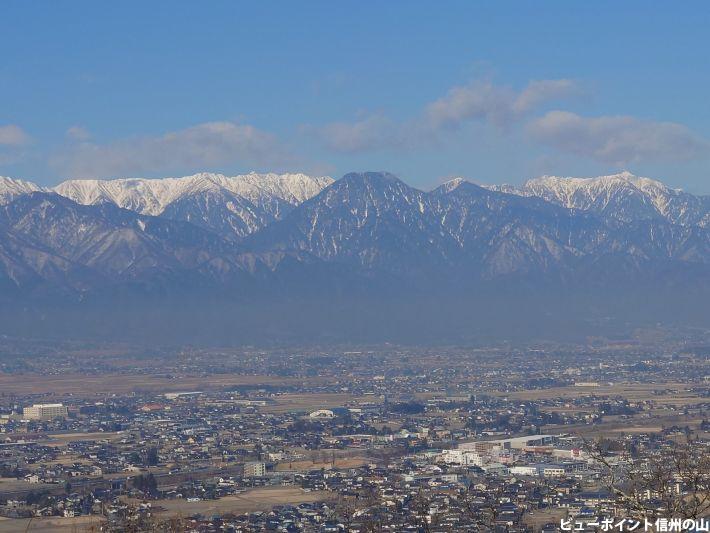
xmin=426 ymin=79 xmax=578 ymax=130
xmin=512 ymin=79 xmax=580 ymax=115
xmin=66 ymin=126 xmax=92 ymax=142
xmin=528 ymin=111 xmax=710 ymax=165
xmin=0 ymin=125 xmax=31 ymax=146
xmin=318 ymin=114 xmax=404 ymax=153
xmin=316 ymin=79 xmax=579 ymax=153
xmin=53 ymin=121 xmax=293 ymax=179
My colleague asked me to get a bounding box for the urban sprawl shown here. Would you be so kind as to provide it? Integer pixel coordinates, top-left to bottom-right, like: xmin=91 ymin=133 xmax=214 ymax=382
xmin=0 ymin=335 xmax=709 ymax=531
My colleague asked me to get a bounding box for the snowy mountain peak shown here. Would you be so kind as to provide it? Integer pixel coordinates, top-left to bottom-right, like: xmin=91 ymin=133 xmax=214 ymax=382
xmin=0 ymin=176 xmax=45 ymax=204
xmin=436 ymin=177 xmax=469 ymax=193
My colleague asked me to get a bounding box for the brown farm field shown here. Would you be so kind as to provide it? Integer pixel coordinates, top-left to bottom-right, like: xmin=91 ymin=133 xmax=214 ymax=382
xmin=136 ymin=486 xmax=331 ymax=516
xmin=262 ymin=393 xmax=360 ymax=413
xmin=0 ymin=488 xmax=330 ymax=532
xmin=274 ymin=456 xmax=368 ymax=471
xmin=0 ymin=515 xmax=103 ymax=533
xmin=507 ymin=382 xmax=706 ymax=404
xmin=0 ymin=372 xmax=319 ymax=396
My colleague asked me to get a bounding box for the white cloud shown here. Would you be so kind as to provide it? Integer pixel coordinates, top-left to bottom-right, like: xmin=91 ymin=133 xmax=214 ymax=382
xmin=317 ymin=79 xmax=578 ymax=153
xmin=66 ymin=126 xmax=91 ymax=142
xmin=318 ymin=114 xmax=403 ymax=153
xmin=53 ymin=121 xmax=291 ymax=178
xmin=426 ymin=79 xmax=578 ymax=130
xmin=425 ymin=81 xmax=517 ymax=129
xmin=0 ymin=125 xmax=30 ymax=146
xmin=528 ymin=111 xmax=710 ymax=165
xmin=512 ymin=79 xmax=579 ymax=115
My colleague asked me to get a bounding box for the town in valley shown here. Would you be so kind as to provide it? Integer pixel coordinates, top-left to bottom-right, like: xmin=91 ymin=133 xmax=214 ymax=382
xmin=1 ymin=332 xmax=708 ymax=531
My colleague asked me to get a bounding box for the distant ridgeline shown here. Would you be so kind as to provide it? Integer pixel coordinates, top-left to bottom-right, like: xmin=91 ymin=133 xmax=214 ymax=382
xmin=0 ymin=171 xmax=709 ymax=342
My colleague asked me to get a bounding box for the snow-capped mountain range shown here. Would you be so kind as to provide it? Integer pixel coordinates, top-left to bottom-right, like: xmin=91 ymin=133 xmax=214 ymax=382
xmin=44 ymin=172 xmax=332 ymax=241
xmin=486 ymin=171 xmax=710 ymax=227
xmin=2 ymin=170 xmax=709 ymax=342
xmin=0 ymin=170 xmax=709 ymax=291
xmin=52 ymin=172 xmax=333 ymax=215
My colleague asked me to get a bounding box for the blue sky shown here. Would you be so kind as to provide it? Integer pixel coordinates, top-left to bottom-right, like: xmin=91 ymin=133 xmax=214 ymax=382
xmin=2 ymin=1 xmax=710 ymax=192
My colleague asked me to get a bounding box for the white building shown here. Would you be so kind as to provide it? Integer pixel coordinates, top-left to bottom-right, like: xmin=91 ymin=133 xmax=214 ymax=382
xmin=308 ymin=409 xmax=335 ymax=419
xmin=509 ymin=465 xmax=539 ymax=476
xmin=23 ymin=403 xmax=68 ymax=420
xmin=439 ymin=449 xmax=486 ymax=466
xmin=509 ymin=463 xmax=572 ymax=477
xmin=244 ymin=461 xmax=266 ymax=477
xmin=542 ymin=466 xmax=567 ymax=477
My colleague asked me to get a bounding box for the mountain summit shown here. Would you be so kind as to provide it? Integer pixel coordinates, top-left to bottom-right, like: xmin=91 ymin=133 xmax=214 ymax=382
xmin=0 ymin=177 xmax=45 ymax=205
